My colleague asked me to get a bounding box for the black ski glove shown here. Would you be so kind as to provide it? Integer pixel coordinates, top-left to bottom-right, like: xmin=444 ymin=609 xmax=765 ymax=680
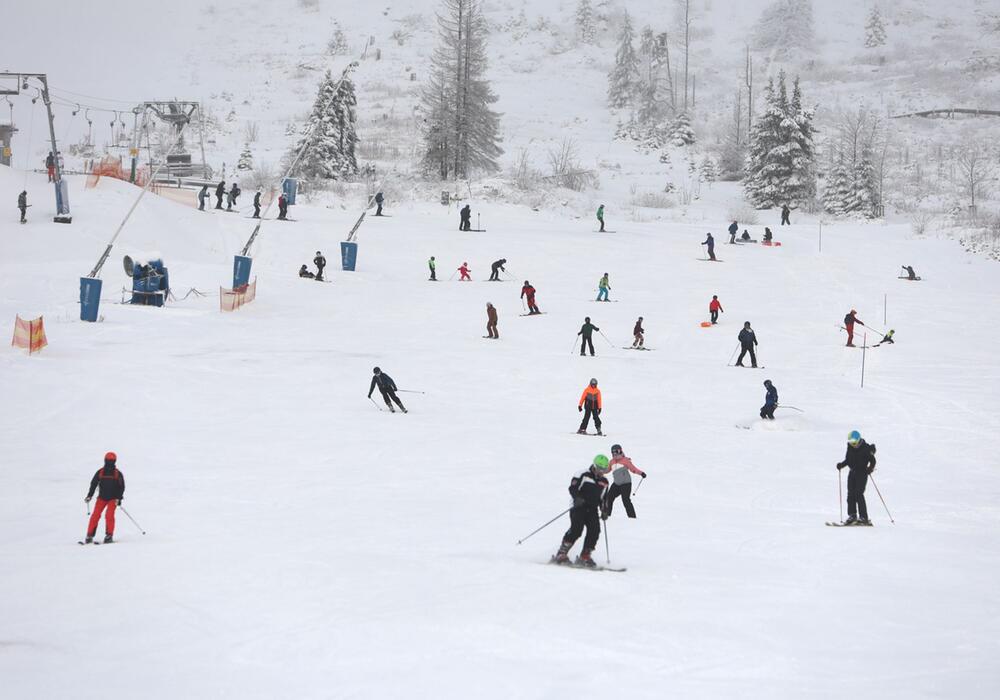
xmin=836 ymin=463 xmax=845 ymax=470
xmin=578 ymin=405 xmax=583 ymax=412
xmin=84 ymin=496 xmax=91 ymax=503
xmin=117 ymin=499 xmax=123 ymax=506
xmin=640 ymin=472 xmax=647 ymax=478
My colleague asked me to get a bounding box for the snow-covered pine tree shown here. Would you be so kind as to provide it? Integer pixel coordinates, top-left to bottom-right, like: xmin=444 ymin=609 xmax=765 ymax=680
xmin=864 ymin=7 xmax=886 ymax=48
xmin=607 ymin=10 xmax=639 ymax=108
xmin=329 ymin=77 xmax=359 ymax=177
xmin=785 ymin=76 xmax=817 ymax=204
xmin=420 ymin=0 xmax=503 ymax=178
xmin=699 ymin=155 xmax=717 ymax=182
xmin=237 ymin=143 xmax=254 ymax=171
xmin=822 ymin=157 xmax=854 ymax=215
xmin=753 ymin=0 xmax=814 ymax=56
xmin=851 ymin=150 xmax=878 ymax=216
xmin=293 ymin=70 xmax=359 ymax=180
xmin=669 ymin=112 xmax=696 ymax=146
xmin=576 ymin=0 xmax=596 ymax=45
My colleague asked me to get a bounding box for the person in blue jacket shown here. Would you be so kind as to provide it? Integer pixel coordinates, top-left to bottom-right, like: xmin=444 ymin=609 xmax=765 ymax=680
xmin=702 ymin=233 xmax=716 ymax=260
xmin=760 ymin=380 xmax=778 ymax=419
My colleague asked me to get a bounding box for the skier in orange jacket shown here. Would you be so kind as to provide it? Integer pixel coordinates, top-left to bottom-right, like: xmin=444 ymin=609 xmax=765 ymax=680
xmin=577 ymin=378 xmax=603 ymax=435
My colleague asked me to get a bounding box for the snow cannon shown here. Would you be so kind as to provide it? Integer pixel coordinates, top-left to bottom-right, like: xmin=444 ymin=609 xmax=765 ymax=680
xmin=123 ymin=255 xmax=169 ymax=307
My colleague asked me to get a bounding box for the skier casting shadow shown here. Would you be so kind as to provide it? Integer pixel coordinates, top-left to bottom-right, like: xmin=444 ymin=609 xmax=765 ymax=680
xmin=368 ymin=367 xmax=407 ymax=413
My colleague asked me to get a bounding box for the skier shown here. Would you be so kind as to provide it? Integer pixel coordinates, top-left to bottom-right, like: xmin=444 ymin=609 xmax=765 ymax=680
xmin=736 ymin=321 xmax=758 ymax=368
xmin=709 ymin=295 xmax=724 ymax=324
xmin=836 ymin=430 xmax=877 ymax=525
xmin=277 ymin=193 xmax=288 ymax=220
xmin=252 ymin=189 xmax=262 ymax=218
xmin=299 ymin=264 xmax=315 ymax=279
xmin=578 ymin=316 xmax=599 ymax=357
xmin=428 ymin=256 xmax=437 ymax=281
xmin=45 ymin=152 xmax=55 ymax=182
xmin=83 ymin=452 xmax=125 ymax=544
xmin=577 ymin=378 xmax=603 ymax=435
xmin=215 ymin=179 xmax=226 ymax=209
xmin=763 ymin=227 xmax=773 ymax=244
xmin=597 ymin=204 xmax=606 ymax=232
xmin=632 ymin=317 xmax=644 ymax=348
xmin=313 ymin=251 xmax=326 ymax=281
xmin=596 ymin=273 xmax=611 ymax=302
xmin=844 ymin=309 xmax=865 ymax=347
xmin=368 ymin=366 xmax=407 ymax=413
xmin=374 ymin=191 xmax=384 ymax=216
xmin=741 ymin=230 xmax=753 ymax=242
xmin=760 ymin=379 xmax=778 ymax=420
xmin=198 ymin=184 xmax=209 ymax=211
xmin=902 ymin=265 xmax=917 ymax=280
xmin=702 ymin=233 xmax=716 ymax=260
xmin=459 ymin=204 xmax=472 ymax=231
xmin=17 ymin=190 xmax=27 ymax=223
xmin=780 ymin=204 xmax=791 ymax=226
xmin=603 ymin=444 xmax=645 ymax=519
xmin=552 ymin=455 xmax=611 ymax=567
xmin=458 ymin=262 xmax=471 ymax=281
xmin=486 ymin=302 xmax=498 ymax=339
xmin=489 ymin=258 xmax=507 ymax=281
xmin=521 ymin=280 xmax=540 ymax=314
xmin=874 ymin=329 xmax=895 ymax=347
xmin=227 ymin=182 xmax=241 ymax=211
xmin=728 ymin=220 xmax=739 ymax=244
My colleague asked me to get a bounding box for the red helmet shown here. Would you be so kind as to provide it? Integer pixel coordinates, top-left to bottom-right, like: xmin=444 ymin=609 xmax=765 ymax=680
xmin=104 ymin=451 xmax=117 ymax=462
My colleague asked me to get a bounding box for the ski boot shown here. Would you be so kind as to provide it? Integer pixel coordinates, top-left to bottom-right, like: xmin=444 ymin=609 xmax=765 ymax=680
xmin=103 ymin=534 xmax=114 ymax=543
xmin=551 ymin=541 xmax=573 ymax=565
xmin=576 ymin=550 xmax=597 ymax=568
xmin=857 ymin=518 xmax=873 ymax=527
xmin=843 ymin=516 xmax=858 ymax=526
xmin=577 ymin=429 xmax=587 ymax=435
xmin=596 ymin=430 xmax=604 ymax=436
xmin=85 ymin=535 xmax=94 ymax=544
xmin=401 ymin=407 xmax=408 ymax=413
xmin=388 ymin=405 xmax=396 ymax=413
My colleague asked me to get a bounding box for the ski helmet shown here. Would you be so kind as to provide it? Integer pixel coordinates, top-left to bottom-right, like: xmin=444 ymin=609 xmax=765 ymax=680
xmin=593 ymin=454 xmax=610 ymax=472
xmin=104 ymin=451 xmax=117 ymax=462
xmin=373 ymin=367 xmax=381 ymax=375
xmin=611 ymin=444 xmax=623 ymax=455
xmin=589 ymin=378 xmax=598 ymax=386
xmin=847 ymin=430 xmax=861 ymax=446
xmin=764 ymin=380 xmax=772 ymax=386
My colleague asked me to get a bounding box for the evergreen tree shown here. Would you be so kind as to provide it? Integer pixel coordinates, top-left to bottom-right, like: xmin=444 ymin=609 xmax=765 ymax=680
xmin=236 ymin=143 xmax=254 ymax=171
xmin=576 ymin=0 xmax=596 ymax=45
xmin=852 ymin=152 xmax=878 ymax=215
xmin=607 ymin=10 xmax=639 ymax=108
xmin=669 ymin=112 xmax=696 ymax=146
xmin=753 ymin=0 xmax=814 ymax=56
xmin=822 ymin=157 xmax=853 ymax=215
xmin=699 ymin=155 xmax=717 ymax=183
xmin=294 ymin=71 xmax=359 ymax=180
xmin=865 ymin=7 xmax=886 ymax=48
xmin=784 ymin=77 xmax=817 ymax=204
xmin=420 ymin=0 xmax=503 ymax=178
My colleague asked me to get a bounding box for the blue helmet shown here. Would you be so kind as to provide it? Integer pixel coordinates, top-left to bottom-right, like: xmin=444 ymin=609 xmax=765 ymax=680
xmin=847 ymin=430 xmax=861 ymax=446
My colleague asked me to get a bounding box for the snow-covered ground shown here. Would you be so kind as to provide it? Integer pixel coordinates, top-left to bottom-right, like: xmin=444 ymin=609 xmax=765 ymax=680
xmin=2 ymin=162 xmax=1000 ymax=697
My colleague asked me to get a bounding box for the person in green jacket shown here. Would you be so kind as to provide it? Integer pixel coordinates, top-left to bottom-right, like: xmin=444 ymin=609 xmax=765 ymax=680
xmin=596 ymin=204 xmax=605 ymax=232
xmin=428 ymin=256 xmax=437 ymax=281
xmin=578 ymin=317 xmax=600 ymax=356
xmin=596 ymin=273 xmax=611 ymax=302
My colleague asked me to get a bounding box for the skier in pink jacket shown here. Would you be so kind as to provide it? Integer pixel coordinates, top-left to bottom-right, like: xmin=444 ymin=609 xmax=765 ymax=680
xmin=602 ymin=443 xmax=646 ymax=519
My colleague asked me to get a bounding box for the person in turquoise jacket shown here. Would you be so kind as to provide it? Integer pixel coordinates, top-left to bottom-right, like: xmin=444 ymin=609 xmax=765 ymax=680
xmin=596 ymin=273 xmax=611 ymax=301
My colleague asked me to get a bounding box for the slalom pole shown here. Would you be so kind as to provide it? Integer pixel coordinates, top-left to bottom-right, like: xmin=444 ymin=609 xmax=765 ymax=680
xmin=727 ymin=343 xmax=740 ymax=366
xmin=369 ymin=396 xmax=383 ymax=411
xmin=118 ymin=505 xmax=146 ymax=535
xmin=516 ymin=508 xmax=571 ymax=545
xmin=598 ymin=330 xmax=615 ymax=348
xmin=838 ymin=469 xmax=843 ymax=523
xmin=869 ymin=476 xmax=895 ymax=524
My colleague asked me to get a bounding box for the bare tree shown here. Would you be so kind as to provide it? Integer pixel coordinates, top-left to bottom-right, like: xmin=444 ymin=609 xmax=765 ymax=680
xmin=955 ymin=146 xmax=995 ymax=213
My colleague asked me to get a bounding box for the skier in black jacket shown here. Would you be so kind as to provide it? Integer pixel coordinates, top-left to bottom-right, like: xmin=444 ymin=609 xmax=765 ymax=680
xmin=728 ymin=221 xmax=739 ymax=243
xmin=252 ymin=189 xmax=262 ymax=218
xmin=760 ymin=380 xmax=778 ymax=419
xmin=578 ymin=317 xmax=600 ymax=356
xmin=836 ymin=431 xmax=877 ymax=525
xmin=313 ymin=251 xmax=326 ymax=281
xmin=17 ymin=190 xmax=28 ymax=223
xmin=374 ymin=191 xmax=384 ymax=216
xmin=552 ymin=455 xmax=611 ymax=568
xmin=702 ymin=233 xmax=716 ymax=260
xmin=489 ymin=258 xmax=507 ymax=281
xmin=215 ymin=180 xmax=226 ymax=209
xmin=736 ymin=321 xmax=758 ymax=367
xmin=84 ymin=452 xmax=125 ymax=543
xmin=368 ymin=367 xmax=407 ymax=413
xmin=459 ymin=204 xmax=472 ymax=231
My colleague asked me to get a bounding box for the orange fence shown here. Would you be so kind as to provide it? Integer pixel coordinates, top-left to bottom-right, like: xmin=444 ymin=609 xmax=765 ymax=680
xmin=220 ymin=279 xmax=257 ymax=312
xmin=85 ymin=156 xmax=153 ymax=189
xmin=11 ymin=315 xmax=48 ymax=354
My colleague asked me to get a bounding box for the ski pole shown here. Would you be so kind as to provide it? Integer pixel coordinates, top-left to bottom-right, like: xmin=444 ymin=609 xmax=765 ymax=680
xmin=570 ymin=336 xmax=581 ymax=354
xmin=727 ymin=343 xmax=740 ymax=366
xmin=603 ymin=517 xmax=611 ymax=564
xmin=521 ymin=297 xmax=527 ymax=313
xmin=778 ymin=404 xmax=805 ymax=413
xmin=448 ymin=269 xmax=457 ymax=281
xmin=86 ymin=498 xmax=90 ymax=516
xmin=396 ymin=389 xmax=425 ymax=394
xmin=118 ymin=505 xmax=146 ymax=535
xmin=598 ymin=330 xmax=615 ymax=348
xmin=869 ymin=475 xmax=895 ymax=524
xmin=632 ymin=476 xmax=645 ymax=496
xmin=369 ymin=396 xmax=383 ymax=411
xmin=838 ymin=469 xmax=843 ymax=523
xmin=516 ymin=508 xmax=571 ymax=545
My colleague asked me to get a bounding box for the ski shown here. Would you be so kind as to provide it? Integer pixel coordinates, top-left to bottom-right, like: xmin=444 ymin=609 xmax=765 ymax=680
xmin=589 ymin=299 xmax=619 ymax=303
xmin=481 ymin=336 xmax=500 ymax=339
xmin=826 ymin=521 xmax=874 ymax=527
xmin=518 ymin=312 xmax=546 ymax=316
xmin=547 ymin=559 xmax=626 ymax=572
xmin=731 ymin=365 xmax=766 ymax=369
xmin=78 ymin=540 xmax=100 ymax=545
xmin=698 ymin=258 xmax=724 ymax=262
xmin=621 ymin=347 xmax=654 ymax=350
xmin=573 ymin=432 xmax=606 ymax=437
xmin=595 ymin=230 xmax=617 ymax=233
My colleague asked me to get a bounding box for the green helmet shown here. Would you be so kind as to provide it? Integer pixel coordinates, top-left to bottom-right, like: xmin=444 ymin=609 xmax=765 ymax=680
xmin=593 ymin=454 xmax=610 ymax=472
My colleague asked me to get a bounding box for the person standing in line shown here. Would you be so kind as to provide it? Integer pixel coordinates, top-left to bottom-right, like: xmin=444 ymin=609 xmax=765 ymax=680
xmin=702 ymin=233 xmax=716 ymax=260
xmin=603 ymin=444 xmax=646 ymax=519
xmin=486 ymin=302 xmax=499 ymax=339
xmin=313 ymin=251 xmax=326 ymax=281
xmin=577 ymin=378 xmax=603 ymax=435
xmin=368 ymin=367 xmax=407 ymax=413
xmin=760 ymin=380 xmax=778 ymax=420
xmin=198 ymin=184 xmax=209 ymax=211
xmin=428 ymin=256 xmax=437 ymax=281
xmin=552 ymin=455 xmax=611 ymax=567
xmin=836 ymin=431 xmax=877 ymax=525
xmin=521 ymin=280 xmax=540 ymax=314
xmin=489 ymin=258 xmax=507 ymax=281
xmin=458 ymin=262 xmax=472 ymax=281
xmin=736 ymin=321 xmax=758 ymax=368
xmin=632 ymin=317 xmax=644 ymax=348
xmin=215 ymin=179 xmax=226 ymax=209
xmin=374 ymin=191 xmax=384 ymax=216
xmin=578 ymin=316 xmax=599 ymax=357
xmin=227 ymin=182 xmax=240 ymax=211
xmin=780 ymin=204 xmax=791 ymax=226
xmin=596 ymin=273 xmax=611 ymax=302
xmin=83 ymin=452 xmax=125 ymax=544
xmin=844 ymin=309 xmax=865 ymax=347
xmin=46 ymin=152 xmax=55 ymax=182
xmin=252 ymin=189 xmax=262 ymax=218
xmin=709 ymin=295 xmax=724 ymax=324
xmin=277 ymin=193 xmax=288 ymax=220
xmin=17 ymin=190 xmax=28 ymax=223
xmin=597 ymin=204 xmax=606 ymax=232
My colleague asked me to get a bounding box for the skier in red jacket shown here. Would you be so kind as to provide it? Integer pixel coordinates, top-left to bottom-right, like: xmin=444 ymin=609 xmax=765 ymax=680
xmin=458 ymin=262 xmax=472 ymax=281
xmin=521 ymin=281 xmax=540 ymax=314
xmin=709 ymin=295 xmax=724 ymax=324
xmin=84 ymin=452 xmax=125 ymax=543
xmin=844 ymin=309 xmax=865 ymax=347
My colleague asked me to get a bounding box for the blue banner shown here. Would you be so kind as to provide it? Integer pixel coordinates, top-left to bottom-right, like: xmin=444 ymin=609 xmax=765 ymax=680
xmin=282 ymin=178 xmax=297 ymax=206
xmin=79 ymin=277 xmax=102 ymax=322
xmin=340 ymin=241 xmax=358 ymax=272
xmin=233 ymin=255 xmax=253 ymax=288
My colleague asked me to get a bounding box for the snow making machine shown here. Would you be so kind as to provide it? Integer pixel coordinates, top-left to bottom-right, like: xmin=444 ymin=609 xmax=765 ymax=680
xmin=123 ymin=255 xmax=170 ymax=307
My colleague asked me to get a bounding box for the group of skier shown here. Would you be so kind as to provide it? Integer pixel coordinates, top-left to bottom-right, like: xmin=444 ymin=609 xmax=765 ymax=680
xmin=299 ymin=251 xmax=326 ymax=281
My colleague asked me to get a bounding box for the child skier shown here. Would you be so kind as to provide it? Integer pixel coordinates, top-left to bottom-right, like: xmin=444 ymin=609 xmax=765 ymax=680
xmin=577 ymin=378 xmax=602 ymax=435
xmin=552 ymin=455 xmax=611 ymax=567
xmin=486 ymin=302 xmax=498 ymax=339
xmin=298 ymin=264 xmax=315 ymax=279
xmin=596 ymin=273 xmax=611 ymax=302
xmin=596 ymin=204 xmax=606 ymax=232
xmin=760 ymin=380 xmax=778 ymax=420
xmin=428 ymin=256 xmax=437 ymax=281
xmin=874 ymin=329 xmax=895 ymax=346
xmin=836 ymin=431 xmax=877 ymax=525
xmin=603 ymin=444 xmax=646 ymax=519
xmin=709 ymin=295 xmax=724 ymax=324
xmin=632 ymin=317 xmax=644 ymax=348
xmin=521 ymin=281 xmax=540 ymax=314
xmin=17 ymin=190 xmax=28 ymax=223
xmin=84 ymin=452 xmax=125 ymax=543
xmin=458 ymin=262 xmax=471 ymax=281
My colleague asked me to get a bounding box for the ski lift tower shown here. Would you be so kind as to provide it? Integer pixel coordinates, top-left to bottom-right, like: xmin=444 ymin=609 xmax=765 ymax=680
xmin=0 ymin=72 xmax=72 ymax=223
xmin=135 ymin=101 xmax=209 ymax=179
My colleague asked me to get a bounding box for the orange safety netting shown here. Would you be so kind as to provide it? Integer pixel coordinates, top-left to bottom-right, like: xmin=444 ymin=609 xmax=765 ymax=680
xmin=220 ymin=279 xmax=257 ymax=312
xmin=87 ymin=156 xmax=153 ymax=188
xmin=11 ymin=315 xmax=48 ymax=354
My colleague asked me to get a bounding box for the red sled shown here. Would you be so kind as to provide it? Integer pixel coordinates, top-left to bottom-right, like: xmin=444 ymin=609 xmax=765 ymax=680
xmin=762 ymin=241 xmax=782 ymax=247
